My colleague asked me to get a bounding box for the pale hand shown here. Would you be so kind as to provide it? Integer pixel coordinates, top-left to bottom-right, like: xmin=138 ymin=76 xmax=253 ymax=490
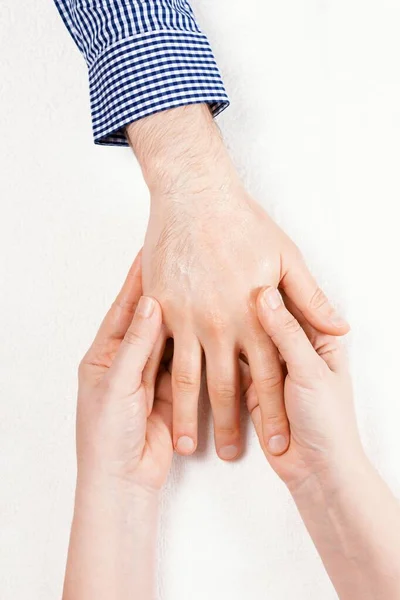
xmin=77 ymin=253 xmax=173 ymax=493
xmin=244 ymin=286 xmax=362 ymax=492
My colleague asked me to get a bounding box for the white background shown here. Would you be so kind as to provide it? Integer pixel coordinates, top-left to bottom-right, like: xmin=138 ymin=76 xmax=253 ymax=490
xmin=1 ymin=1 xmax=400 ymax=598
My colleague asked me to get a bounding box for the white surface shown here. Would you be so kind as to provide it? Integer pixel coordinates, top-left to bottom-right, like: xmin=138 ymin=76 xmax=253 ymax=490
xmin=1 ymin=1 xmax=400 ymax=598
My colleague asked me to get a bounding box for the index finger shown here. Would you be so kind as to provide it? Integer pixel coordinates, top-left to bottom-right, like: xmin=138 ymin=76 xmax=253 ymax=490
xmin=256 ymin=287 xmax=325 ymax=380
xmin=84 ymin=252 xmax=142 ymax=367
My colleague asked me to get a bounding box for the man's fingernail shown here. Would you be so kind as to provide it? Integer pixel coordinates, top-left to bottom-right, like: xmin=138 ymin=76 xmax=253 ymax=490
xmin=176 ymin=436 xmax=195 ymax=455
xmin=219 ymin=445 xmax=239 ymax=460
xmin=268 ymin=435 xmax=289 ymax=455
xmin=137 ymin=296 xmax=155 ymax=318
xmin=263 ymin=288 xmax=282 ymax=310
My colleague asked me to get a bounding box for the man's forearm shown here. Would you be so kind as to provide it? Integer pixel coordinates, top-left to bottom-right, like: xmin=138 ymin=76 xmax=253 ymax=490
xmin=291 ymin=456 xmax=400 ymax=599
xmin=63 ymin=481 xmax=159 ymax=600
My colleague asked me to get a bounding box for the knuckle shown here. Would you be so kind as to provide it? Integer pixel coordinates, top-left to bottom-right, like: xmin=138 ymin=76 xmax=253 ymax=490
xmin=257 ymin=370 xmax=284 ymax=392
xmin=309 ymin=287 xmax=329 ymax=311
xmin=124 ymin=327 xmax=144 ymax=346
xmin=174 ymin=371 xmax=199 ymax=392
xmin=264 ymin=412 xmax=287 ymax=425
xmin=315 ymin=339 xmax=342 ymax=363
xmin=211 ymin=381 xmax=237 ymax=404
xmin=262 ymin=412 xmax=288 ymax=438
xmin=282 ymin=315 xmax=301 ymax=336
xmin=216 ymin=424 xmax=239 ymax=436
xmin=96 ymin=376 xmax=118 ymax=400
xmin=269 ymin=316 xmax=301 ymax=346
xmin=203 ymin=310 xmax=228 ymax=335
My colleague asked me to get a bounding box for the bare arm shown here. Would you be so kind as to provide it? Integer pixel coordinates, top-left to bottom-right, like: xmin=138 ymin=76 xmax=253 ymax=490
xmin=64 ymin=484 xmax=159 ymax=600
xmin=293 ymin=460 xmax=400 ymax=599
xmin=249 ymin=287 xmax=400 ymax=599
xmin=63 ymin=257 xmax=173 ymax=600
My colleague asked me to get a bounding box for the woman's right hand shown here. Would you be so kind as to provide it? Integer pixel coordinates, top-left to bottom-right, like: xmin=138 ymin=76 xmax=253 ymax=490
xmin=245 ymin=286 xmax=364 ymax=493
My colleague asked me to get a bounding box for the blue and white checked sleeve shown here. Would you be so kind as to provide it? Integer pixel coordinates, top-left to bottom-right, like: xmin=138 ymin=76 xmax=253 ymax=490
xmin=53 ymin=0 xmax=229 ymax=146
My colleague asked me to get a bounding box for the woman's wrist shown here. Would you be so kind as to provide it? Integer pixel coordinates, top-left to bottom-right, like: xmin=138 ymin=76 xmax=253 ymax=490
xmin=74 ymin=471 xmax=161 ymax=518
xmin=63 ymin=477 xmax=160 ymax=600
xmin=288 ymin=448 xmax=372 ymax=508
xmin=288 ymin=452 xmax=400 ymax=599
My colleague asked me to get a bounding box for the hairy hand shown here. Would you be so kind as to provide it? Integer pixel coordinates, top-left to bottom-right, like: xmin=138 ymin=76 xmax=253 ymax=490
xmin=127 ymin=105 xmax=349 ymax=461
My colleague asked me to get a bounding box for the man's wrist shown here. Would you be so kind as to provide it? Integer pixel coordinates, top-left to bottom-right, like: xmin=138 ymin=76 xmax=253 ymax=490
xmin=126 ymin=104 xmax=237 ymax=197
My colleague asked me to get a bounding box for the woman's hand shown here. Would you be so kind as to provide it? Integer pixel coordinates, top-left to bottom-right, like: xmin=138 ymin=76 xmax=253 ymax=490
xmin=63 ymin=255 xmax=173 ymax=600
xmin=245 ymin=286 xmax=362 ymax=492
xmin=246 ymin=289 xmax=400 ymax=600
xmin=77 ymin=253 xmax=173 ymax=493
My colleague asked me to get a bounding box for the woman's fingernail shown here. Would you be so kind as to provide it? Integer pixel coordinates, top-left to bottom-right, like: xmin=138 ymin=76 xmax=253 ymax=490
xmin=176 ymin=436 xmax=195 ymax=455
xmin=219 ymin=445 xmax=239 ymax=460
xmin=263 ymin=288 xmax=282 ymax=310
xmin=137 ymin=296 xmax=155 ymax=318
xmin=268 ymin=435 xmax=289 ymax=455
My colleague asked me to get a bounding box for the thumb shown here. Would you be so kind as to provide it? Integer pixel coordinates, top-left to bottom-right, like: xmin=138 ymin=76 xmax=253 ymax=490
xmin=256 ymin=287 xmax=325 ymax=381
xmin=281 ymin=256 xmax=350 ymax=335
xmin=104 ymin=296 xmax=162 ymax=396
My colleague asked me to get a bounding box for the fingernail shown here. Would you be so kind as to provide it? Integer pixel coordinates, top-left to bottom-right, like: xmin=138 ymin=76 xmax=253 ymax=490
xmin=219 ymin=445 xmax=239 ymax=461
xmin=263 ymin=288 xmax=282 ymax=310
xmin=137 ymin=296 xmax=155 ymax=318
xmin=268 ymin=435 xmax=289 ymax=455
xmin=176 ymin=436 xmax=195 ymax=455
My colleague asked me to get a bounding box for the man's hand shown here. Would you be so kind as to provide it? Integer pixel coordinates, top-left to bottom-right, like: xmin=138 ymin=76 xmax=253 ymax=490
xmin=127 ymin=105 xmax=349 ymax=461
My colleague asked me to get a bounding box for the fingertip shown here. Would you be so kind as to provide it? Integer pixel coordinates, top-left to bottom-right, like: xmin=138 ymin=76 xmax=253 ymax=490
xmin=314 ymin=314 xmax=351 ymax=336
xmin=329 ymin=316 xmax=351 ymax=334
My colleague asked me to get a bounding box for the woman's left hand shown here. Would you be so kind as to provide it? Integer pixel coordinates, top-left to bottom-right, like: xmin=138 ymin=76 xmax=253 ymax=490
xmin=77 ymin=253 xmax=173 ymax=494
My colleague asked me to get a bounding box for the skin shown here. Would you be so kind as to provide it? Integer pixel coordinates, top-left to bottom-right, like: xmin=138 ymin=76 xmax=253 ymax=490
xmin=247 ymin=288 xmax=400 ymax=599
xmin=126 ymin=104 xmax=350 ymax=461
xmin=63 ymin=255 xmax=173 ymax=600
xmin=63 ymin=257 xmax=400 ymax=600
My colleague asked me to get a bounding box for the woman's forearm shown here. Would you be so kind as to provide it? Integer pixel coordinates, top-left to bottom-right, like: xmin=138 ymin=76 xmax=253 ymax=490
xmin=63 ymin=479 xmax=159 ymax=600
xmin=291 ymin=455 xmax=400 ymax=599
